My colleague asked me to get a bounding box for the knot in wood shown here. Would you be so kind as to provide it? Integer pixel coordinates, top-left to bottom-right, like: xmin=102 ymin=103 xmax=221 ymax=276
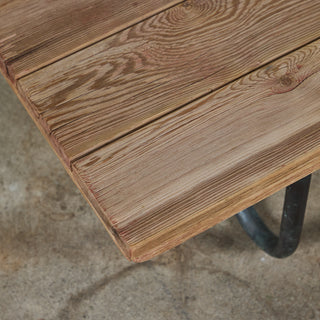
xmin=279 ymin=74 xmax=294 ymax=87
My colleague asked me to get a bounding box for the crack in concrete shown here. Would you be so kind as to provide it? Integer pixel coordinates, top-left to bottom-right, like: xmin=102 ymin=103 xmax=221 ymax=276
xmin=56 ymin=262 xmax=150 ymax=319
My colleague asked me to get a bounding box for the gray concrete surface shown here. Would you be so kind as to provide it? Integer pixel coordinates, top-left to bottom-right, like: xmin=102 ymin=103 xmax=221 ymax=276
xmin=0 ymin=73 xmax=319 ymax=320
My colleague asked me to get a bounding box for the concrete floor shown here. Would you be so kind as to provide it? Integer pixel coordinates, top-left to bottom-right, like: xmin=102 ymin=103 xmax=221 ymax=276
xmin=0 ymin=73 xmax=320 ymax=320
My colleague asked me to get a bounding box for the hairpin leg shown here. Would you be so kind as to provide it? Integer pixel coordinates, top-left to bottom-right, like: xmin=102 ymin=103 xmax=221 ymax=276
xmin=236 ymin=175 xmax=312 ymax=258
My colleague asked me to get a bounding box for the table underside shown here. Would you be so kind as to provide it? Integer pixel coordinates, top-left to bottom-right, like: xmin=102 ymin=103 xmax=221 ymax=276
xmin=1 ymin=0 xmax=320 ymax=261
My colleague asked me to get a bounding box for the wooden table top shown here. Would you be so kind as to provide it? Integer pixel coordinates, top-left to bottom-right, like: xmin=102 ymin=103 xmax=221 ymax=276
xmin=1 ymin=0 xmax=320 ymax=262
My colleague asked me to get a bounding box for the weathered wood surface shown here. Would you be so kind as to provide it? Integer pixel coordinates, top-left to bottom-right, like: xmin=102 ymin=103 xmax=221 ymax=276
xmin=1 ymin=0 xmax=320 ymax=261
xmin=0 ymin=0 xmax=181 ymax=80
xmin=74 ymin=40 xmax=320 ymax=261
xmin=18 ymin=0 xmax=320 ymax=162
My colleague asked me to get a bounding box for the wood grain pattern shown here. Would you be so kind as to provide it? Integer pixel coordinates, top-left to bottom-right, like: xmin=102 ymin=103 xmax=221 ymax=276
xmin=18 ymin=0 xmax=320 ymax=164
xmin=2 ymin=0 xmax=320 ymax=262
xmin=0 ymin=0 xmax=181 ymax=80
xmin=73 ymin=40 xmax=320 ymax=262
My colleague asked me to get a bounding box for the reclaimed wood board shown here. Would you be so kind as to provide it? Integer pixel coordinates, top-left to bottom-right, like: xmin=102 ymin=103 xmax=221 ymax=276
xmin=17 ymin=0 xmax=320 ymax=163
xmin=0 ymin=0 xmax=181 ymax=80
xmin=73 ymin=40 xmax=320 ymax=261
xmin=1 ymin=0 xmax=320 ymax=261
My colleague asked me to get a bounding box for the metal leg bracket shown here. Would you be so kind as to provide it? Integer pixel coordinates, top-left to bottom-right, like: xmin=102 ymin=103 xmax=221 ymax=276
xmin=236 ymin=175 xmax=312 ymax=258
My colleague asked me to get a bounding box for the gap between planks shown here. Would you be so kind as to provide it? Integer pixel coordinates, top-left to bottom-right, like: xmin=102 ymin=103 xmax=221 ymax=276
xmin=2 ymin=0 xmax=186 ymax=83
xmin=68 ymin=35 xmax=320 ymax=168
xmin=71 ymin=39 xmax=320 ymax=260
xmin=18 ymin=0 xmax=320 ymax=164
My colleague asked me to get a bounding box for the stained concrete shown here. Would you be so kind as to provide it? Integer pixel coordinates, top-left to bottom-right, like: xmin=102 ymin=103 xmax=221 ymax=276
xmin=0 ymin=73 xmax=319 ymax=320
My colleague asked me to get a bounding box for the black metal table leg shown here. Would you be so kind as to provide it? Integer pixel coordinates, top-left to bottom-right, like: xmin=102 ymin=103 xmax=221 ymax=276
xmin=236 ymin=175 xmax=312 ymax=258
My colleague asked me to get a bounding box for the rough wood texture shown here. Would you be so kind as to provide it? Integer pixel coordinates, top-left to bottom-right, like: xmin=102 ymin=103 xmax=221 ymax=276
xmin=1 ymin=0 xmax=320 ymax=262
xmin=0 ymin=0 xmax=181 ymax=80
xmin=74 ymin=40 xmax=320 ymax=261
xmin=18 ymin=0 xmax=320 ymax=163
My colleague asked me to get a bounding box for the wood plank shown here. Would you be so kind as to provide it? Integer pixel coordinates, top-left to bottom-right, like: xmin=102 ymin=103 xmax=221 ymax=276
xmin=17 ymin=0 xmax=320 ymax=164
xmin=73 ymin=40 xmax=320 ymax=262
xmin=0 ymin=0 xmax=181 ymax=80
